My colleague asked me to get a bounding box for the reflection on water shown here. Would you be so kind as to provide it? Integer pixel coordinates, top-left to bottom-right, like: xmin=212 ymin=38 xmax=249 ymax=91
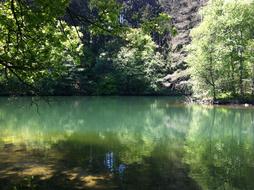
xmin=0 ymin=97 xmax=253 ymax=190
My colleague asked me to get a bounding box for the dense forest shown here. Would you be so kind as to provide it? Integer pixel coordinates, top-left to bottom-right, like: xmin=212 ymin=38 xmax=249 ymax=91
xmin=0 ymin=0 xmax=254 ymax=102
xmin=0 ymin=0 xmax=175 ymax=96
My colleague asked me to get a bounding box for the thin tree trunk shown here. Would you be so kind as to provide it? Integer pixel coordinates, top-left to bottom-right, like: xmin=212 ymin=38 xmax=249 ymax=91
xmin=209 ymin=52 xmax=216 ymax=100
xmin=230 ymin=54 xmax=236 ymax=95
xmin=252 ymin=64 xmax=254 ymax=95
xmin=239 ymin=30 xmax=244 ymax=97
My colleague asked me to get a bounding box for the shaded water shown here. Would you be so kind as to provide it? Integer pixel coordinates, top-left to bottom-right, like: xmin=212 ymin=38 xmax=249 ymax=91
xmin=0 ymin=97 xmax=254 ymax=190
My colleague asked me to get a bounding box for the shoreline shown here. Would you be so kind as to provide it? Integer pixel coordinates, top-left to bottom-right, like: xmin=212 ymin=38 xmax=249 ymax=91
xmin=0 ymin=94 xmax=253 ymax=107
xmin=189 ymin=97 xmax=254 ymax=107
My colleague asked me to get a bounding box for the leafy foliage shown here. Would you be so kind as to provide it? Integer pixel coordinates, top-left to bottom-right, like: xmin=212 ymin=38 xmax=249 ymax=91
xmin=187 ymin=0 xmax=254 ymax=99
xmin=65 ymin=0 xmax=173 ymax=95
xmin=0 ymin=0 xmax=83 ymax=92
xmin=113 ymin=28 xmax=167 ymax=94
xmin=0 ymin=0 xmax=173 ymax=95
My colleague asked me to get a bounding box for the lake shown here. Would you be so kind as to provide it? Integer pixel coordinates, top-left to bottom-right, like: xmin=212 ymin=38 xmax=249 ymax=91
xmin=0 ymin=97 xmax=254 ymax=190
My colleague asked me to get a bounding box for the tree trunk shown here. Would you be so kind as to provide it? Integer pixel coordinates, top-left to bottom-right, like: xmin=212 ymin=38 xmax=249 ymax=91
xmin=239 ymin=30 xmax=244 ymax=97
xmin=252 ymin=64 xmax=254 ymax=95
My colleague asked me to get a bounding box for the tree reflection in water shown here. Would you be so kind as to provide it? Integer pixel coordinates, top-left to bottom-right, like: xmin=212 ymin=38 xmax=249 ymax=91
xmin=185 ymin=106 xmax=254 ymax=190
xmin=0 ymin=97 xmax=253 ymax=190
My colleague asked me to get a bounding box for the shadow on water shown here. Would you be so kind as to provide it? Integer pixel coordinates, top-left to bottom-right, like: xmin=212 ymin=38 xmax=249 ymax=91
xmin=0 ymin=97 xmax=253 ymax=189
xmin=0 ymin=134 xmax=201 ymax=190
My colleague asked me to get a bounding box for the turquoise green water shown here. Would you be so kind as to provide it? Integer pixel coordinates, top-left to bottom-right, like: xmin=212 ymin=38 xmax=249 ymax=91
xmin=0 ymin=97 xmax=254 ymax=190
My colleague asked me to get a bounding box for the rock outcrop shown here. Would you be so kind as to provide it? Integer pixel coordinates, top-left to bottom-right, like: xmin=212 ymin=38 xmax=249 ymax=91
xmin=161 ymin=0 xmax=208 ymax=94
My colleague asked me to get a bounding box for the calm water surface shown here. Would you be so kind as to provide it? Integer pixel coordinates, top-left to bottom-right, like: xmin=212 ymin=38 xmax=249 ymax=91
xmin=0 ymin=97 xmax=254 ymax=190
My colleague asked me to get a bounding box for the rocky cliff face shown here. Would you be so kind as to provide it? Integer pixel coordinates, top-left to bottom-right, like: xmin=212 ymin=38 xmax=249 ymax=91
xmin=161 ymin=0 xmax=208 ymax=94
